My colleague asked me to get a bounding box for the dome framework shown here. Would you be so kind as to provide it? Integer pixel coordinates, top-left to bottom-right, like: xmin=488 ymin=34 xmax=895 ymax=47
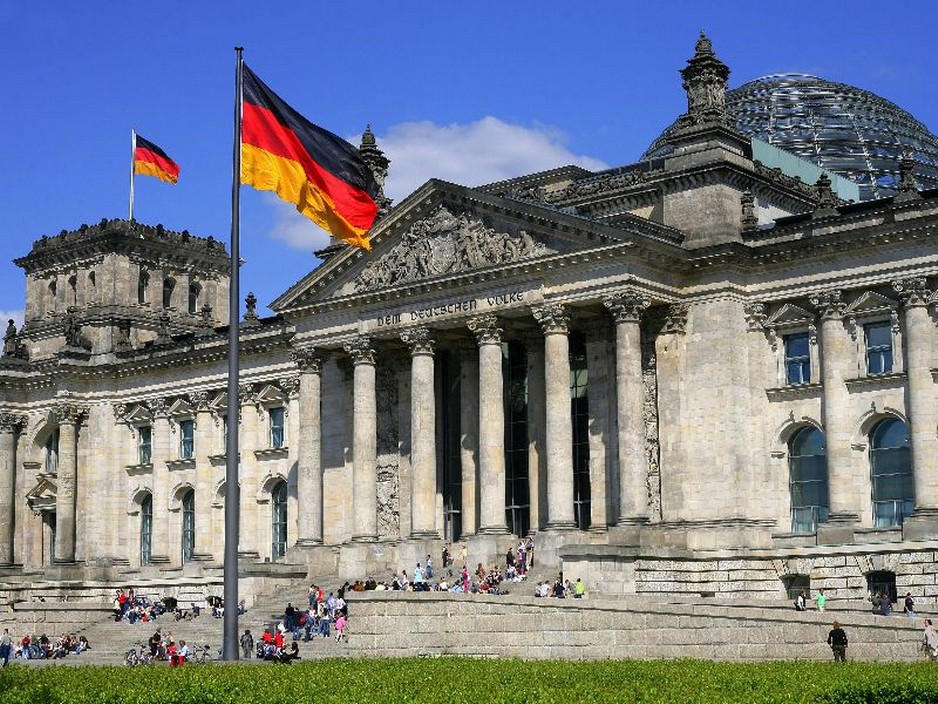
xmin=644 ymin=73 xmax=938 ymax=201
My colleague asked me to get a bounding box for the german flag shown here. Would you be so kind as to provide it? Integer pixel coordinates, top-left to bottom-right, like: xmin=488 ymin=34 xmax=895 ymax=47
xmin=241 ymin=64 xmax=379 ymax=250
xmin=133 ymin=135 xmax=180 ymax=185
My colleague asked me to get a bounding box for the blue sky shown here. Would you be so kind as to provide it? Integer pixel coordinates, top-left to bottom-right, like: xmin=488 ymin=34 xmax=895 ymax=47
xmin=2 ymin=1 xmax=936 ymax=325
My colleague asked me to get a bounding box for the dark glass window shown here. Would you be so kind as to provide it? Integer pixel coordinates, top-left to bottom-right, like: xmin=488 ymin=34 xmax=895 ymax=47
xmin=271 ymin=480 xmax=287 ymax=560
xmin=504 ymin=341 xmax=530 ymax=538
xmin=570 ymin=332 xmax=591 ymax=530
xmin=138 ymin=271 xmax=149 ymax=304
xmin=782 ymin=574 xmax=811 ymax=600
xmin=179 ymin=419 xmax=194 ymax=460
xmin=870 ymin=418 xmax=913 ymax=527
xmin=140 ymin=494 xmax=153 ymax=565
xmin=162 ymin=278 xmax=175 ymax=308
xmin=784 ymin=333 xmax=811 ymax=385
xmin=188 ymin=283 xmax=200 ymax=315
xmin=268 ymin=407 xmax=285 ymax=448
xmin=789 ymin=427 xmax=829 ymax=533
xmin=181 ymin=490 xmax=195 ymax=563
xmin=138 ymin=425 xmax=152 ymax=465
xmin=867 ymin=570 xmax=897 ymax=604
xmin=865 ymin=322 xmax=893 ymax=375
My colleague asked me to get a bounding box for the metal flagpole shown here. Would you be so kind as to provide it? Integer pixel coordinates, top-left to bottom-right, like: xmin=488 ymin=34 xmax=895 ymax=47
xmin=129 ymin=130 xmax=136 ymax=221
xmin=223 ymin=46 xmax=244 ymax=661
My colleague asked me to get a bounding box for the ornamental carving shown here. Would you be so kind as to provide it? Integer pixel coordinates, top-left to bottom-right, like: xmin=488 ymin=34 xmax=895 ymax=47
xmin=641 ymin=319 xmax=661 ymax=520
xmin=467 ymin=314 xmax=503 ymax=345
xmin=661 ymin=303 xmax=688 ymax=335
xmin=147 ymin=398 xmax=169 ymax=418
xmin=810 ymin=290 xmax=846 ymax=320
xmin=238 ymin=383 xmax=258 ymax=406
xmin=531 ymin=303 xmax=570 ymax=335
xmin=0 ymin=412 xmax=27 ymax=432
xmin=400 ymin=327 xmax=436 ymax=355
xmin=344 ymin=337 xmax=376 ymax=365
xmin=604 ymin=291 xmax=650 ymax=324
xmin=291 ymin=348 xmax=323 ymax=374
xmin=278 ymin=375 xmax=300 ymax=398
xmin=188 ymin=391 xmax=210 ymax=411
xmin=893 ymin=277 xmax=931 ymax=307
xmin=53 ymin=402 xmax=85 ymax=425
xmin=375 ymin=361 xmax=401 ymax=538
xmin=352 ymin=206 xmax=547 ymax=292
xmin=743 ymin=303 xmax=767 ymax=331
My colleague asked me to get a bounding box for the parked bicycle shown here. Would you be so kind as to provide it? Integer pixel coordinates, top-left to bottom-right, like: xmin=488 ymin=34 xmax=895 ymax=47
xmin=124 ymin=643 xmax=155 ymax=666
xmin=189 ymin=643 xmax=213 ymax=664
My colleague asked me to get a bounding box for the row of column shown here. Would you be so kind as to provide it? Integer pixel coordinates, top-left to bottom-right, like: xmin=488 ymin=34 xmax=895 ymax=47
xmin=291 ymin=293 xmax=653 ymax=545
xmin=812 ymin=279 xmax=938 ymax=528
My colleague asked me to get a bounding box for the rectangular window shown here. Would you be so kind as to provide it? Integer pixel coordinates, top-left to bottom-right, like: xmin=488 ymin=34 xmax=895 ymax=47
xmin=138 ymin=425 xmax=152 ymax=465
xmin=865 ymin=322 xmax=893 ymax=375
xmin=179 ymin=419 xmax=194 ymax=460
xmin=784 ymin=333 xmax=811 ymax=385
xmin=269 ymin=407 xmax=285 ymax=448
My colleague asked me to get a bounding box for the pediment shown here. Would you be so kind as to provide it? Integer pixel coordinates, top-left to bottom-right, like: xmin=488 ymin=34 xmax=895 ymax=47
xmin=342 ymin=205 xmax=553 ymax=296
xmin=255 ymin=384 xmax=286 ymax=405
xmin=765 ymin=303 xmax=815 ymax=328
xmin=845 ymin=291 xmax=897 ymax=317
xmin=167 ymin=398 xmax=193 ymax=417
xmin=26 ymin=475 xmax=56 ymax=513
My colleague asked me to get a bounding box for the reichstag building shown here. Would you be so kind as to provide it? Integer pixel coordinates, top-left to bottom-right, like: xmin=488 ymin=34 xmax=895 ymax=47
xmin=2 ymin=34 xmax=938 ymax=603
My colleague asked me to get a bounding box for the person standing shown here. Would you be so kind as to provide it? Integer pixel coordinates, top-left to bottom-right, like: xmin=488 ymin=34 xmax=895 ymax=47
xmin=240 ymin=629 xmax=254 ymax=659
xmin=827 ymin=621 xmax=848 ymax=662
xmin=0 ymin=628 xmax=12 ymax=667
xmin=904 ymin=592 xmax=916 ymax=618
xmin=794 ymin=590 xmax=807 ymax=611
xmin=813 ymin=589 xmax=827 ymax=612
xmin=923 ymin=619 xmax=938 ymax=661
xmin=458 ymin=543 xmax=468 ymax=565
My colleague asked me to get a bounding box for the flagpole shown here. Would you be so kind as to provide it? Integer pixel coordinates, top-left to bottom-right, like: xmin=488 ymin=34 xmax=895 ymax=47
xmin=223 ymin=46 xmax=244 ymax=662
xmin=129 ymin=130 xmax=136 ymax=221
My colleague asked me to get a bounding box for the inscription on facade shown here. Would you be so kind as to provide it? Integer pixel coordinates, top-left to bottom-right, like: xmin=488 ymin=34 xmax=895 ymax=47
xmin=373 ymin=291 xmax=528 ymax=329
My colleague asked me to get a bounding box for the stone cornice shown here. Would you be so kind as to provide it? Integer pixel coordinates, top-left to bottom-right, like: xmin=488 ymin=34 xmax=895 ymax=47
xmin=844 ymin=373 xmax=906 ymax=393
xmin=765 ymin=384 xmax=822 ymax=402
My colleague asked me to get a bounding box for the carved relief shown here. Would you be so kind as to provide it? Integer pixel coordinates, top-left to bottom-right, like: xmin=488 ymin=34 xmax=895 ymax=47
xmin=400 ymin=326 xmax=436 ymax=356
xmin=604 ymin=291 xmax=650 ymax=324
xmin=810 ymin=290 xmax=846 ymax=320
xmin=344 ymin=337 xmax=376 ymax=365
xmin=0 ymin=412 xmax=27 ymax=432
xmin=375 ymin=360 xmax=401 ymax=538
xmin=352 ymin=206 xmax=548 ymax=291
xmin=641 ymin=316 xmax=662 ymax=520
xmin=743 ymin=303 xmax=767 ymax=332
xmin=291 ymin=348 xmax=323 ymax=374
xmin=893 ymin=277 xmax=931 ymax=307
xmin=188 ymin=391 xmax=209 ymax=411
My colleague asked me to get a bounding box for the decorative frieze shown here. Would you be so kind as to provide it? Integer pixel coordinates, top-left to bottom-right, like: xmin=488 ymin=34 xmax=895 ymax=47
xmin=531 ymin=303 xmax=570 ymax=335
xmin=468 ymin=314 xmax=503 ymax=345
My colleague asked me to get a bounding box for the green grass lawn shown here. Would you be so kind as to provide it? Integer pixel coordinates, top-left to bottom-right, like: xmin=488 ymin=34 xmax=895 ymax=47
xmin=2 ymin=658 xmax=937 ymax=704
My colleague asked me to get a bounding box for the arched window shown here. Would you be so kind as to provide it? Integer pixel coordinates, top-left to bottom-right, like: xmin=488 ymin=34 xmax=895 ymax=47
xmin=138 ymin=271 xmax=149 ymax=304
xmin=789 ymin=426 xmax=829 ymax=533
xmin=181 ymin=489 xmax=195 ymax=563
xmin=271 ymin=480 xmax=288 ymax=559
xmin=45 ymin=429 xmax=60 ymax=475
xmin=870 ymin=418 xmax=913 ymax=527
xmin=140 ymin=494 xmax=153 ymax=565
xmin=188 ymin=283 xmax=201 ymax=315
xmin=162 ymin=278 xmax=175 ymax=309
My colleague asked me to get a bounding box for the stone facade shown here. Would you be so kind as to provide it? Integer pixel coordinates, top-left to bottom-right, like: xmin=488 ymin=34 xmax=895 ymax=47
xmin=1 ymin=36 xmax=938 ymax=605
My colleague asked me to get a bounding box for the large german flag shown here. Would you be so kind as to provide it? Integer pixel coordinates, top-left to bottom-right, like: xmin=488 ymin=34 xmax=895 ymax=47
xmin=134 ymin=135 xmax=180 ymax=185
xmin=241 ymin=65 xmax=379 ymax=250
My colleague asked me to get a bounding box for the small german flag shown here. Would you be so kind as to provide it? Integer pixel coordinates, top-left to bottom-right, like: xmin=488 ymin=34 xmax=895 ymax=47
xmin=134 ymin=134 xmax=180 ymax=185
xmin=240 ymin=64 xmax=379 ymax=250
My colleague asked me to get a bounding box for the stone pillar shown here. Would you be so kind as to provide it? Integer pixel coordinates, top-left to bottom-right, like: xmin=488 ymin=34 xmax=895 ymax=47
xmin=532 ymin=303 xmax=576 ymax=530
xmin=402 ymin=327 xmax=438 ymax=538
xmin=894 ymin=278 xmax=938 ymax=538
xmin=190 ymin=392 xmax=214 ymax=560
xmin=583 ymin=324 xmax=611 ymax=531
xmin=344 ymin=337 xmax=378 ymax=541
xmin=604 ymin=291 xmax=650 ymax=526
xmin=293 ymin=348 xmax=324 ymax=545
xmin=811 ymin=290 xmax=858 ymax=542
xmin=148 ymin=399 xmax=171 ymax=563
xmin=468 ymin=314 xmax=508 ymax=534
xmin=458 ymin=342 xmax=479 ymax=536
xmin=238 ymin=384 xmax=261 ymax=559
xmin=524 ymin=333 xmax=547 ymax=531
xmin=0 ymin=412 xmax=26 ymax=565
xmin=53 ymin=402 xmax=82 ymax=562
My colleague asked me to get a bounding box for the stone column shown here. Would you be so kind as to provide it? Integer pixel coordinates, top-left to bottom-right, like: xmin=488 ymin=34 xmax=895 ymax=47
xmin=811 ymin=290 xmax=858 ymax=542
xmin=532 ymin=303 xmax=576 ymax=530
xmin=147 ymin=399 xmax=171 ymax=563
xmin=402 ymin=327 xmax=438 ymax=538
xmin=468 ymin=314 xmax=508 ymax=534
xmin=190 ymin=391 xmax=214 ymax=560
xmin=458 ymin=342 xmax=479 ymax=536
xmin=293 ymin=348 xmax=324 ymax=545
xmin=0 ymin=412 xmax=26 ymax=565
xmin=238 ymin=384 xmax=261 ymax=559
xmin=583 ymin=323 xmax=611 ymax=531
xmin=524 ymin=333 xmax=546 ymax=531
xmin=894 ymin=278 xmax=938 ymax=537
xmin=53 ymin=401 xmax=83 ymax=562
xmin=604 ymin=291 xmax=650 ymax=525
xmin=344 ymin=336 xmax=378 ymax=541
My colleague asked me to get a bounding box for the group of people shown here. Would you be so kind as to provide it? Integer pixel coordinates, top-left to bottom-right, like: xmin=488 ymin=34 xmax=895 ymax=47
xmin=112 ymin=588 xmax=169 ymax=624
xmin=793 ymin=588 xmax=827 ymax=612
xmin=535 ymin=575 xmax=586 ymax=599
xmin=0 ymin=627 xmax=90 ymax=663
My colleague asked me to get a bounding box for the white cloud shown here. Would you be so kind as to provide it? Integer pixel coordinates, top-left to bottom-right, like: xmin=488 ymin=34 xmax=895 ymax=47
xmin=0 ymin=310 xmax=24 ymax=328
xmin=264 ymin=117 xmax=608 ymax=252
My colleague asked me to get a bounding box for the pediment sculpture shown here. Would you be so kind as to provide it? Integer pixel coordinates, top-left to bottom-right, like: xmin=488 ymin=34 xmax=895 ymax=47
xmin=352 ymin=206 xmax=549 ymax=292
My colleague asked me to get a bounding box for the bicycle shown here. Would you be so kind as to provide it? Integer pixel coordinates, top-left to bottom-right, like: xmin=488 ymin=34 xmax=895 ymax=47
xmin=124 ymin=644 xmax=155 ymax=666
xmin=189 ymin=644 xmax=213 ymax=664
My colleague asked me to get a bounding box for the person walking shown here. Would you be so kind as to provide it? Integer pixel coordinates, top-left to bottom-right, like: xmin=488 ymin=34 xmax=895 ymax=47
xmin=827 ymin=621 xmax=848 ymax=662
xmin=904 ymin=592 xmax=916 ymax=618
xmin=813 ymin=589 xmax=827 ymax=612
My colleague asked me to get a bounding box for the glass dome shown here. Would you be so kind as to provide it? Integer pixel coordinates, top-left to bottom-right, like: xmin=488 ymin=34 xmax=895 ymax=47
xmin=642 ymin=73 xmax=938 ymax=201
